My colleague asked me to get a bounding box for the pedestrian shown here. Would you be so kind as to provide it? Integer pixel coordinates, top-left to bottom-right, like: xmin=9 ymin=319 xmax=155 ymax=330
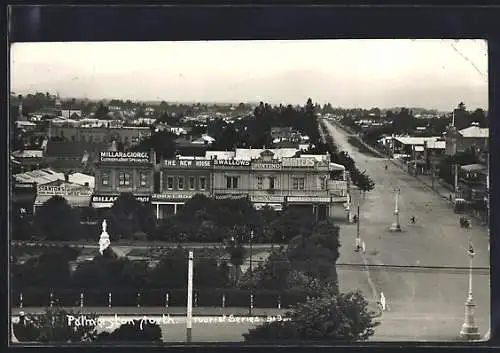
xmin=361 ymin=241 xmax=366 ymax=254
xmin=410 ymin=216 xmax=416 ymax=224
xmin=380 ymin=292 xmax=386 ymax=312
xmin=355 ymin=237 xmax=361 ymax=252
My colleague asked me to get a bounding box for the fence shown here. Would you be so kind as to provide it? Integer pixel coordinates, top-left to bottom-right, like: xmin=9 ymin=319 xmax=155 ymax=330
xmin=12 ymin=288 xmax=314 ymax=309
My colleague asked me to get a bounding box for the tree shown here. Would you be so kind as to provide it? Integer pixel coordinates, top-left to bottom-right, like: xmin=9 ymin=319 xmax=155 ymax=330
xmin=34 ymin=196 xmax=83 ymax=241
xmin=226 ymin=243 xmax=247 ymax=286
xmin=14 ymin=308 xmax=98 ymax=343
xmin=356 ymin=170 xmax=376 ymax=193
xmin=243 ymin=290 xmax=379 ymax=342
xmin=95 ymin=102 xmax=109 ymax=119
xmin=12 ymin=248 xmax=74 ymax=290
xmin=96 ymin=321 xmax=162 ymax=343
xmin=270 ymin=207 xmax=316 ymax=242
xmin=107 ymin=193 xmax=156 ymax=240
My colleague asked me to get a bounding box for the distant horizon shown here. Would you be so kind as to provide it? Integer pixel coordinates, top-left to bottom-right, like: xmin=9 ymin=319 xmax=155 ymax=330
xmin=10 ymin=92 xmax=484 ymax=113
xmin=11 ymin=40 xmax=488 ymax=111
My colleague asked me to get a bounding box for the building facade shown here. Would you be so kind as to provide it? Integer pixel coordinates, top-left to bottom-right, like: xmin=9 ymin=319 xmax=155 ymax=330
xmin=153 ymin=158 xmax=212 ymax=220
xmin=154 ymin=149 xmax=348 ymax=222
xmin=34 ymin=180 xmax=93 ymax=214
xmin=91 ymin=151 xmax=155 ymax=209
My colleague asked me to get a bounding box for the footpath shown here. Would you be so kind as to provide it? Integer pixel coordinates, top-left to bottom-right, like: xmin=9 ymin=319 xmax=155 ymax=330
xmin=331 ymin=121 xmax=487 ymax=228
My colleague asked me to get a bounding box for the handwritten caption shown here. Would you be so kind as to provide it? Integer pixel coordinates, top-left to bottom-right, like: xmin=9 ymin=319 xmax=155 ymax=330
xmin=67 ymin=314 xmax=291 ymax=330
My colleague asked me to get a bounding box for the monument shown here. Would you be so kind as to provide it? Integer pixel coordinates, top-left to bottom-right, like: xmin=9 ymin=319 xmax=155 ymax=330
xmin=99 ymin=220 xmax=111 ymax=255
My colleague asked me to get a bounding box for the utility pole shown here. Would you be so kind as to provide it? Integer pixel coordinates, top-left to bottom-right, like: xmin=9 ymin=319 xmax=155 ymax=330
xmin=186 ymin=250 xmax=193 ymax=343
xmin=249 ymin=230 xmax=254 ymax=316
xmin=390 ymin=187 xmax=402 ymax=232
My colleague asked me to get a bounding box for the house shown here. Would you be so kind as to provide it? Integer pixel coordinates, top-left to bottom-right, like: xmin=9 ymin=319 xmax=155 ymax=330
xmin=392 ymin=136 xmax=440 ymax=160
xmin=191 ymin=134 xmax=215 ymax=145
xmin=423 ymin=139 xmax=446 ymax=174
xmin=11 ymin=150 xmax=44 ymax=171
xmin=445 ymin=123 xmax=489 ymax=156
xmin=456 ymin=163 xmax=488 ymax=222
xmin=175 ymin=137 xmax=211 ymax=157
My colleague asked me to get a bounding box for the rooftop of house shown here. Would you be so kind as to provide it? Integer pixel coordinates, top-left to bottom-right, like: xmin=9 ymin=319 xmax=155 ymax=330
xmin=45 ymin=140 xmax=110 ymax=157
xmin=459 ymin=126 xmax=489 ymax=139
xmin=14 ymin=168 xmax=65 ymax=185
xmin=425 ymin=140 xmax=446 ymax=149
xmin=12 ymin=150 xmax=44 ymax=158
xmin=460 ymin=163 xmax=487 ymax=174
xmin=394 ymin=136 xmax=440 ymax=146
xmin=234 ymin=148 xmax=300 ymax=161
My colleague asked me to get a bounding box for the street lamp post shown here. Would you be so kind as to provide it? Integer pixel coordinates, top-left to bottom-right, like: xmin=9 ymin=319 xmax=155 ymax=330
xmin=249 ymin=229 xmax=254 ymax=316
xmin=390 ymin=187 xmax=402 ymax=232
xmin=459 ymin=237 xmax=480 ymax=340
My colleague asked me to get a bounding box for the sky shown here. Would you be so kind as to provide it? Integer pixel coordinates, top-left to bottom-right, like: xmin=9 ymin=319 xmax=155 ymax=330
xmin=10 ymin=39 xmax=488 ymax=111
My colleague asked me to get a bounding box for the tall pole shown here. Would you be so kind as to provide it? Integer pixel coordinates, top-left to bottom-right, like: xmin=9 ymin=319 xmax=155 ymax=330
xmin=460 ymin=236 xmax=480 ymax=340
xmin=249 ymin=230 xmax=254 ymax=316
xmin=390 ymin=187 xmax=402 ymax=232
xmin=186 ymin=250 xmax=193 ymax=343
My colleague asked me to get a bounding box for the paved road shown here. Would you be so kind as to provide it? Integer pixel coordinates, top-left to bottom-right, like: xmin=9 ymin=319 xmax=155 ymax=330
xmin=323 ymin=119 xmax=490 ymax=342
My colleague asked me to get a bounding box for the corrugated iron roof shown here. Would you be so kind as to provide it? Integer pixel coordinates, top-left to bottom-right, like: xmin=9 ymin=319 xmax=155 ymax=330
xmin=459 ymin=126 xmax=489 ymax=138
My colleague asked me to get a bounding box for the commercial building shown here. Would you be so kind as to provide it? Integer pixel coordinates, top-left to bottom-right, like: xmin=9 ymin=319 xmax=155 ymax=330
xmin=91 ymin=151 xmax=155 ymax=210
xmin=34 ymin=179 xmax=93 ymax=214
xmin=154 ymin=157 xmax=212 ymax=220
xmin=154 ymin=148 xmax=348 ymax=222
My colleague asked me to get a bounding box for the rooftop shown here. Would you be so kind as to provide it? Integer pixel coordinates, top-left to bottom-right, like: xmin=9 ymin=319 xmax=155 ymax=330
xmin=14 ymin=168 xmax=65 ymax=185
xmin=425 ymin=140 xmax=446 ymax=149
xmin=394 ymin=136 xmax=440 ymax=145
xmin=459 ymin=126 xmax=489 ymax=138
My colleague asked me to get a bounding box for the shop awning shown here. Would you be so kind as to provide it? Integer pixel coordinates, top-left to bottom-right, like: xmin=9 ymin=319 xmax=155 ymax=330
xmin=34 ymin=194 xmax=92 ymax=208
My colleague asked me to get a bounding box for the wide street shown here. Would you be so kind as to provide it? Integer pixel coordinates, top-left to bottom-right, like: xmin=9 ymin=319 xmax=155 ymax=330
xmin=324 ymin=119 xmax=490 ymax=341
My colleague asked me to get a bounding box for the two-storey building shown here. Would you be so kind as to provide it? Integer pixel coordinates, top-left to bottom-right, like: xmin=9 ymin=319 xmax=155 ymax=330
xmin=153 ymin=157 xmax=212 ymax=221
xmin=209 ymin=149 xmax=347 ymax=221
xmin=91 ymin=151 xmax=155 ymax=211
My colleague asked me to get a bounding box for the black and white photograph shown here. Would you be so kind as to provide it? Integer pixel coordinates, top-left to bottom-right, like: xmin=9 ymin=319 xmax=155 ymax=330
xmin=9 ymin=38 xmax=490 ymax=344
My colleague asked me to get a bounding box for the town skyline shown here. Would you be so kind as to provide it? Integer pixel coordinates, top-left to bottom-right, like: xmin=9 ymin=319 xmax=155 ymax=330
xmin=11 ymin=39 xmax=488 ymax=111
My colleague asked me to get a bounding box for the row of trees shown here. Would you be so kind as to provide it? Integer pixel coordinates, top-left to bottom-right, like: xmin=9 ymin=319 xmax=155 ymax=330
xmin=318 ymin=122 xmax=375 ymax=193
xmin=12 ymin=246 xmax=231 ymax=292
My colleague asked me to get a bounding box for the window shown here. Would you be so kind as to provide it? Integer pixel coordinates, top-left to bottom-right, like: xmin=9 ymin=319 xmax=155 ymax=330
xmin=199 ymin=177 xmax=206 ymax=190
xmin=140 ymin=171 xmax=149 ymax=187
xmin=257 ymin=176 xmax=263 ymax=190
xmin=268 ymin=177 xmax=275 ymax=189
xmin=319 ymin=177 xmax=326 ymax=190
xmin=167 ymin=176 xmax=174 ymax=189
xmin=189 ymin=176 xmax=195 ymax=190
xmin=101 ymin=172 xmax=110 ymax=186
xmin=292 ymin=177 xmax=305 ymax=190
xmin=119 ymin=172 xmax=131 ymax=186
xmin=178 ymin=177 xmax=184 ymax=190
xmin=226 ymin=176 xmax=239 ymax=189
